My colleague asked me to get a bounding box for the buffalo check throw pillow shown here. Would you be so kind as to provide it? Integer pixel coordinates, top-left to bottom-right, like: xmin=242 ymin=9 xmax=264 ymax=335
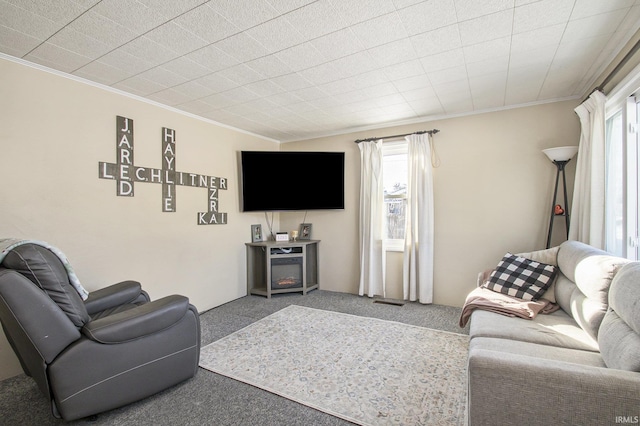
xmin=483 ymin=253 xmax=558 ymax=301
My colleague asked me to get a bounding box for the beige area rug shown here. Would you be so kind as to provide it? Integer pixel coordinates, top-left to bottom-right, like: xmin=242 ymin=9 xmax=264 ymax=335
xmin=199 ymin=305 xmax=469 ymax=425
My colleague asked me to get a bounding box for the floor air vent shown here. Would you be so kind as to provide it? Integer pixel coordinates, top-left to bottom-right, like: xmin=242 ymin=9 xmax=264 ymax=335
xmin=373 ymin=298 xmax=405 ymax=306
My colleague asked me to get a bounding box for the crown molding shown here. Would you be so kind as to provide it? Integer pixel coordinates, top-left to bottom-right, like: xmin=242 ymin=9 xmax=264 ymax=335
xmin=0 ymin=53 xmax=281 ymax=144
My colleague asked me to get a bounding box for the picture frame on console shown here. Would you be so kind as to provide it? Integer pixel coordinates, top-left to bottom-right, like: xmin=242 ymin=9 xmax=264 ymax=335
xmin=299 ymin=223 xmax=312 ymax=240
xmin=251 ymin=224 xmax=263 ymax=242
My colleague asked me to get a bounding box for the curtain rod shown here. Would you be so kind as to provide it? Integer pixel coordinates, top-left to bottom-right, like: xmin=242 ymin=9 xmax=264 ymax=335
xmin=581 ymin=35 xmax=640 ymax=103
xmin=354 ymin=129 xmax=440 ymax=143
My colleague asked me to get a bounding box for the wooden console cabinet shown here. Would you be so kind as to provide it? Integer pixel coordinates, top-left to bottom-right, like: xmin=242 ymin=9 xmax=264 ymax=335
xmin=245 ymin=240 xmax=319 ymax=298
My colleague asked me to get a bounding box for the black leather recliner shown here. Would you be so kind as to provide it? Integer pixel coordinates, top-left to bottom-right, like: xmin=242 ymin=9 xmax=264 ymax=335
xmin=0 ymin=243 xmax=201 ymax=421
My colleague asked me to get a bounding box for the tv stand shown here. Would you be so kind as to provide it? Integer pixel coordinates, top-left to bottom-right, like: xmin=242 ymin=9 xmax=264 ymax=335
xmin=245 ymin=240 xmax=319 ymax=298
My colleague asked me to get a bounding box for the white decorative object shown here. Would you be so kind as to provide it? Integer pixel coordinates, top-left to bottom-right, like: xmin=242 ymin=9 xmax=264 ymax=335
xmin=542 ymin=146 xmax=578 ymax=162
xmin=275 ymin=232 xmax=289 ymax=242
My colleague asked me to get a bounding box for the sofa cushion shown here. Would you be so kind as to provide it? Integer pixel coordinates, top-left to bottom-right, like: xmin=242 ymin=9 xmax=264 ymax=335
xmin=557 ymin=241 xmax=629 ymax=305
xmin=556 ymin=241 xmax=629 ymax=340
xmin=470 ymin=337 xmax=606 ymax=367
xmin=554 ymin=272 xmax=609 ymax=342
xmin=469 ymin=309 xmax=599 ymax=351
xmin=483 ymin=253 xmax=557 ymax=301
xmin=599 ymin=262 xmax=640 ymax=371
xmin=516 ymin=246 xmax=559 ymax=266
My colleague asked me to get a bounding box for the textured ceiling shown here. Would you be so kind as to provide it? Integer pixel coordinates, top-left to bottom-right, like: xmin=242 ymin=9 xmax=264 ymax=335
xmin=2 ymin=0 xmax=640 ymax=142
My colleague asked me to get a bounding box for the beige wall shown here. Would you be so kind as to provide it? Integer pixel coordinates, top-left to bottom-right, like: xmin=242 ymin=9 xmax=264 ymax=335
xmin=0 ymin=55 xmax=581 ymax=380
xmin=281 ymin=99 xmax=581 ymax=307
xmin=0 ymin=58 xmax=278 ymax=379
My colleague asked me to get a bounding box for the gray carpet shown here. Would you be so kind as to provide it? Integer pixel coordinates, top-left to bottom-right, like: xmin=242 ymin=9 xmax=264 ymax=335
xmin=0 ymin=290 xmax=468 ymax=425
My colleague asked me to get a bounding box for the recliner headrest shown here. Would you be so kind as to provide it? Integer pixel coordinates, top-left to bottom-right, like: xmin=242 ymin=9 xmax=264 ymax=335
xmin=1 ymin=244 xmax=89 ymax=328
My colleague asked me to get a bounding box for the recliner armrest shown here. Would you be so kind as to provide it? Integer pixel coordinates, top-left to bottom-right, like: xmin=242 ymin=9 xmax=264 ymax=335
xmin=82 ymin=295 xmax=190 ymax=343
xmin=84 ymin=281 xmax=148 ymax=315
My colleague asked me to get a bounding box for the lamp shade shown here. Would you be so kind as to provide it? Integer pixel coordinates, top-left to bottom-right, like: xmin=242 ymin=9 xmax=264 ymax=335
xmin=542 ymin=146 xmax=578 ymax=162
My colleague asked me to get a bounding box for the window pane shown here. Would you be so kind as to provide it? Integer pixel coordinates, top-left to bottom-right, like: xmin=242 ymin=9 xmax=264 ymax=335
xmin=385 ymin=199 xmax=406 ymax=239
xmin=383 ymin=153 xmax=407 ymax=240
xmin=634 ymin=98 xmax=640 ymax=260
xmin=605 ymin=111 xmax=624 ymax=256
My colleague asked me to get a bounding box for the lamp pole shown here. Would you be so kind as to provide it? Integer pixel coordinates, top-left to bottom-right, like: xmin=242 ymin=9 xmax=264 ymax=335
xmin=546 ymin=160 xmax=571 ymax=249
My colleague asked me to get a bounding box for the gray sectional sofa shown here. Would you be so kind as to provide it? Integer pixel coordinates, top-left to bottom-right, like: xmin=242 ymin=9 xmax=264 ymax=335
xmin=467 ymin=240 xmax=640 ymax=425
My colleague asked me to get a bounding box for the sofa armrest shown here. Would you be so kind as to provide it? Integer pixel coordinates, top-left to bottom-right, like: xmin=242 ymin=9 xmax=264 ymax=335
xmin=82 ymin=295 xmax=190 ymax=343
xmin=468 ymin=348 xmax=640 ymax=426
xmin=84 ymin=280 xmax=149 ymax=315
xmin=477 ymin=269 xmax=492 ymax=287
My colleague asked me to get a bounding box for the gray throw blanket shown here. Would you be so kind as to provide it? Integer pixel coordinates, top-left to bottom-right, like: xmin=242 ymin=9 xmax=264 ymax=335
xmin=0 ymin=238 xmax=89 ymax=300
xmin=459 ymin=287 xmax=559 ymax=328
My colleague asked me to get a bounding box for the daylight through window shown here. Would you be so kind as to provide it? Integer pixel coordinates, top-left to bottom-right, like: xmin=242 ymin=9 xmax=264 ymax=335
xmin=383 ymin=141 xmax=407 ymax=251
xmin=605 ymin=93 xmax=639 ymax=260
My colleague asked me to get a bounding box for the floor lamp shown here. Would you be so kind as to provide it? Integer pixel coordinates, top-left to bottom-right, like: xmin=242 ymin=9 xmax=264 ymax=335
xmin=543 ymin=146 xmax=578 ymax=249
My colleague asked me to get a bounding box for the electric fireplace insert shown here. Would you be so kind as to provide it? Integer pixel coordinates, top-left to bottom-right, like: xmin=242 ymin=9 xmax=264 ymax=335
xmin=271 ymin=256 xmax=303 ymax=289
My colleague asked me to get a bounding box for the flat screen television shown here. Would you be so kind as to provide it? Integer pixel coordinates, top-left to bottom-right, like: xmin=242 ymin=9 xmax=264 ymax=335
xmin=241 ymin=151 xmax=345 ymax=211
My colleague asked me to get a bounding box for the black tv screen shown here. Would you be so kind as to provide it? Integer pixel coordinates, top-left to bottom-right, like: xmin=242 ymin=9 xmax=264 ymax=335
xmin=241 ymin=151 xmax=345 ymax=211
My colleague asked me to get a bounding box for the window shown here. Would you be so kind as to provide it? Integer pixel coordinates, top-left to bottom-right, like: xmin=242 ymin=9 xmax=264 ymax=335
xmin=605 ymin=110 xmax=624 ymax=256
xmin=605 ymin=94 xmax=639 ymax=259
xmin=382 ymin=141 xmax=407 ymax=251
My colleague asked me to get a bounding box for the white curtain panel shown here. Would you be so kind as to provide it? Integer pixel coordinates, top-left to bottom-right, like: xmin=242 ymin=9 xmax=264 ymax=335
xmin=358 ymin=140 xmax=386 ymax=298
xmin=570 ymin=90 xmax=607 ymax=249
xmin=403 ymin=134 xmax=434 ymax=304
